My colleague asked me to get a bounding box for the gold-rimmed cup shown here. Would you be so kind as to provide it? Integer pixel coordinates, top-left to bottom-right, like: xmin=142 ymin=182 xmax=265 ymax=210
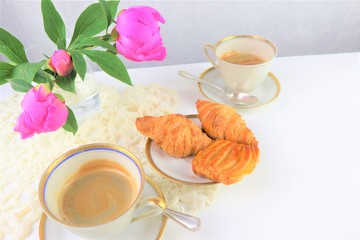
xmin=203 ymin=35 xmax=277 ymax=92
xmin=38 ymin=143 xmax=165 ymax=239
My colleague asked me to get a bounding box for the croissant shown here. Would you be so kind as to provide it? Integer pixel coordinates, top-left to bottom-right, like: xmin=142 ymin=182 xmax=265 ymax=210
xmin=136 ymin=114 xmax=213 ymax=158
xmin=192 ymin=139 xmax=259 ymax=185
xmin=196 ymin=100 xmax=258 ymax=146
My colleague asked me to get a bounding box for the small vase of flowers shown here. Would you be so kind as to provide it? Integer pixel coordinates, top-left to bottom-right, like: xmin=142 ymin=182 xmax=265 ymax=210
xmin=0 ymin=0 xmax=166 ymax=139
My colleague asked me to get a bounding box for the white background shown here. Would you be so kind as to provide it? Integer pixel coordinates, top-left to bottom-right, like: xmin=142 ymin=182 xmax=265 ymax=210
xmin=0 ymin=0 xmax=360 ymax=68
xmin=1 ymin=1 xmax=360 ymax=238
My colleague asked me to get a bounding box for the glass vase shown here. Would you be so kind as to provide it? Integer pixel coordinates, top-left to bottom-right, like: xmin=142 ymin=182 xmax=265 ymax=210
xmin=25 ymin=41 xmax=100 ymax=123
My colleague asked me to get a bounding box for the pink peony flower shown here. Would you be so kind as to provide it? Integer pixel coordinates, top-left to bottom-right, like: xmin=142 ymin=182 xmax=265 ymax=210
xmin=48 ymin=49 xmax=74 ymax=76
xmin=115 ymin=6 xmax=166 ymax=62
xmin=14 ymin=84 xmax=68 ymax=139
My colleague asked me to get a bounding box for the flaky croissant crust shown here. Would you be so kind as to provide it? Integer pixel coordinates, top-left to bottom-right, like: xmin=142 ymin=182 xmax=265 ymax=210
xmin=196 ymin=100 xmax=258 ymax=146
xmin=136 ymin=114 xmax=213 ymax=158
xmin=193 ymin=139 xmax=259 ymax=185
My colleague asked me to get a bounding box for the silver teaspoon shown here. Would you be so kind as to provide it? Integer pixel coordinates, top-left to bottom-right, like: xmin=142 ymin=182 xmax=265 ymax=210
xmin=148 ymin=197 xmax=201 ymax=231
xmin=178 ymin=70 xmax=259 ymax=105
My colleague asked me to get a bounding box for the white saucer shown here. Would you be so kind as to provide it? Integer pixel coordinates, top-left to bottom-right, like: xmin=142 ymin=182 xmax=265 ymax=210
xmin=146 ymin=115 xmax=218 ymax=186
xmin=39 ymin=176 xmax=168 ymax=240
xmin=198 ymin=67 xmax=281 ymax=109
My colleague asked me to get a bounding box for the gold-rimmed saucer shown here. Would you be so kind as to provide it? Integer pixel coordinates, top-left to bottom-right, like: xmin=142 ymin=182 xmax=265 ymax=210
xmin=146 ymin=114 xmax=218 ymax=186
xmin=198 ymin=67 xmax=281 ymax=109
xmin=39 ymin=176 xmax=168 ymax=240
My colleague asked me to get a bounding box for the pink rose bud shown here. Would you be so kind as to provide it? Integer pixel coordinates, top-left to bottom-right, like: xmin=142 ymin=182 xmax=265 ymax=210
xmin=14 ymin=84 xmax=68 ymax=139
xmin=115 ymin=6 xmax=166 ymax=62
xmin=48 ymin=49 xmax=74 ymax=76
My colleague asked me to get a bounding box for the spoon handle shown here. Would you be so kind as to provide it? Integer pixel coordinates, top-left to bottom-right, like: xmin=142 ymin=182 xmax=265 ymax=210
xmin=178 ymin=70 xmax=225 ymax=94
xmin=178 ymin=70 xmax=259 ymax=105
xmin=163 ymin=208 xmax=201 ymax=231
xmin=147 ymin=196 xmax=201 ymax=231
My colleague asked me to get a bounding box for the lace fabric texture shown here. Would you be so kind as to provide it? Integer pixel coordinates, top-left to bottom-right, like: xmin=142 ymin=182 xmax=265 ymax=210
xmin=0 ymin=84 xmax=218 ymax=239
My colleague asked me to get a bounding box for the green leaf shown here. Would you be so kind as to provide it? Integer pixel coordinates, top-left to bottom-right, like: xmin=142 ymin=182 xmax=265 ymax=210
xmin=34 ymin=70 xmax=55 ymax=87
xmin=63 ymin=106 xmax=78 ymax=135
xmin=32 ymin=71 xmax=48 ymax=84
xmin=99 ymin=0 xmax=112 ymax=32
xmin=80 ymin=49 xmax=132 ymax=85
xmin=53 ymin=93 xmax=65 ymax=102
xmin=70 ymin=50 xmax=87 ymax=80
xmin=0 ymin=28 xmax=28 ymax=63
xmin=55 ymin=70 xmax=77 ymax=94
xmin=107 ymin=1 xmax=120 ymax=21
xmin=8 ymin=78 xmax=33 ymax=92
xmin=70 ymin=36 xmax=117 ymax=53
xmin=0 ymin=62 xmax=15 ymax=85
xmin=69 ymin=3 xmax=107 ymax=47
xmin=106 ymin=44 xmax=118 ymax=55
xmin=41 ymin=0 xmax=66 ymax=49
xmin=11 ymin=60 xmax=47 ymax=83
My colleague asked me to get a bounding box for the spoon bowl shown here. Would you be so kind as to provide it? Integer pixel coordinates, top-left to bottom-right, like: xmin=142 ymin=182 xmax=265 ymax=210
xmin=178 ymin=70 xmax=259 ymax=105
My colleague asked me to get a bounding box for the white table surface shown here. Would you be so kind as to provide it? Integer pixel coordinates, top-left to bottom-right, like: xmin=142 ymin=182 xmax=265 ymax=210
xmin=2 ymin=52 xmax=359 ymax=240
xmin=113 ymin=53 xmax=360 ymax=240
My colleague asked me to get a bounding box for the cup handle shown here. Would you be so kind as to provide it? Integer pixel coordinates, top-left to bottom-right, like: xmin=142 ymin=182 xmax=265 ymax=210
xmin=203 ymin=44 xmax=218 ymax=68
xmin=131 ymin=196 xmax=164 ymax=222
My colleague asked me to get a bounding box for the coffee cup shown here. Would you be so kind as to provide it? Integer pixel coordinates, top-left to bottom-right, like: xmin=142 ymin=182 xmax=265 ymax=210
xmin=38 ymin=143 xmax=165 ymax=239
xmin=203 ymin=35 xmax=277 ymax=92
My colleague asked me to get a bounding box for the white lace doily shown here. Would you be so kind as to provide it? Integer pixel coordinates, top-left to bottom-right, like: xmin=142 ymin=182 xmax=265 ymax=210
xmin=0 ymin=84 xmax=218 ymax=239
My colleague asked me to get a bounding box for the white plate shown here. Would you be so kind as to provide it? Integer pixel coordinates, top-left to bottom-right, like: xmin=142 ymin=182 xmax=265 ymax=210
xmin=145 ymin=115 xmax=218 ymax=185
xmin=198 ymin=67 xmax=281 ymax=109
xmin=39 ymin=176 xmax=167 ymax=240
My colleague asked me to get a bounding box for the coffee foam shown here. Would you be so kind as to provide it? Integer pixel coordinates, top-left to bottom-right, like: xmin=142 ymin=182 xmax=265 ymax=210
xmin=58 ymin=159 xmax=136 ymax=226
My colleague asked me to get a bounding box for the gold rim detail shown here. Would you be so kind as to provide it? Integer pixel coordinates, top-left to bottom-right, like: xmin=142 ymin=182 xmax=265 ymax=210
xmin=38 ymin=143 xmax=146 ymax=228
xmin=39 ymin=176 xmax=168 ymax=240
xmin=213 ymin=34 xmax=278 ymax=60
xmin=145 ymin=176 xmax=168 ymax=240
